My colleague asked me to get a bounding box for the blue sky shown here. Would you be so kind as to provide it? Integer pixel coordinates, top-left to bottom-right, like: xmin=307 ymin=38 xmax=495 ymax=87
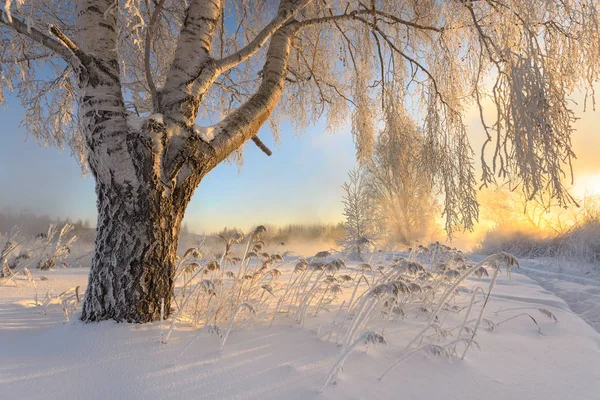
xmin=0 ymin=95 xmax=357 ymax=233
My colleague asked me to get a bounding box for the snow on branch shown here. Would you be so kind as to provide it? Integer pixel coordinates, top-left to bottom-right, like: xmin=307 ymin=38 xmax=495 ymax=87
xmin=194 ymin=125 xmax=216 ymax=143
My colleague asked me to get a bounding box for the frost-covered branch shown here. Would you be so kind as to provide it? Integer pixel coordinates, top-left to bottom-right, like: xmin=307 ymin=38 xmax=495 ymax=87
xmin=209 ymin=23 xmax=294 ymax=165
xmin=0 ymin=14 xmax=75 ymax=65
xmin=296 ymin=9 xmax=443 ymax=32
xmin=216 ymin=0 xmax=312 ymax=72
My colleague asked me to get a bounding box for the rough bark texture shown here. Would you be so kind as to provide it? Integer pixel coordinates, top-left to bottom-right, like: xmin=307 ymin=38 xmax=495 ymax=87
xmin=82 ymin=178 xmax=181 ymax=322
xmin=81 ymin=121 xmax=204 ymax=322
xmin=160 ymin=0 xmax=221 ymax=128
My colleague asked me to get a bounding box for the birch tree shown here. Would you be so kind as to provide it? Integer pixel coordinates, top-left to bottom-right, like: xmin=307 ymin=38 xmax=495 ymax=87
xmin=0 ymin=0 xmax=598 ymax=322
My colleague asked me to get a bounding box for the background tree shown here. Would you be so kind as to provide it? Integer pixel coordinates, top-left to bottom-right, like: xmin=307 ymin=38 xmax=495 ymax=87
xmin=366 ymin=89 xmax=438 ymax=245
xmin=478 ymin=186 xmax=559 ymax=233
xmin=340 ymin=168 xmax=381 ymax=260
xmin=0 ymin=0 xmax=598 ymax=322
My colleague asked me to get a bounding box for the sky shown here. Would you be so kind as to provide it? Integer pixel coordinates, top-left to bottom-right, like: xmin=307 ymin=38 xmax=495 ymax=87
xmin=1 ymin=88 xmax=599 ymax=235
xmin=0 ymin=94 xmax=357 ymax=233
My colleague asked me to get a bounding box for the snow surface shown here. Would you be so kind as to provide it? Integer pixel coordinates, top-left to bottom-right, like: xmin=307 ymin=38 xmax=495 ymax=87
xmin=1 ymin=261 xmax=600 ymax=399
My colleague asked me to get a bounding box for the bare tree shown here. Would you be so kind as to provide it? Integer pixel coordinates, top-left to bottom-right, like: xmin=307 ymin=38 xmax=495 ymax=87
xmin=0 ymin=0 xmax=597 ymax=322
xmin=366 ymin=89 xmax=437 ymax=245
xmin=340 ymin=168 xmax=380 ymax=261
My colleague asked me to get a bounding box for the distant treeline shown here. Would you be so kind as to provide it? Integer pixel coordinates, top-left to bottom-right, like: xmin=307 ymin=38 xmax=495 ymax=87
xmin=213 ymin=223 xmax=345 ymax=244
xmin=0 ymin=211 xmax=93 ymax=238
xmin=0 ymin=212 xmax=346 ymax=250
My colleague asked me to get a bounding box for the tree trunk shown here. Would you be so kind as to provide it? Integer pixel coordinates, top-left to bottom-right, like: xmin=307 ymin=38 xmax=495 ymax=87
xmin=80 ymin=123 xmax=202 ymax=323
xmin=81 ymin=187 xmax=176 ymax=322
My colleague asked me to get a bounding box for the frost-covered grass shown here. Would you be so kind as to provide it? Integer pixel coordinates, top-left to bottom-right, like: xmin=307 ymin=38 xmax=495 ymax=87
xmin=1 ymin=224 xmax=79 ymax=284
xmin=162 ymin=232 xmax=564 ymax=390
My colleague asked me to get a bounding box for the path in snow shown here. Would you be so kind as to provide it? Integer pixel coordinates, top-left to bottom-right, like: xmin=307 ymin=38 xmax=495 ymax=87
xmin=518 ymin=259 xmax=600 ymax=332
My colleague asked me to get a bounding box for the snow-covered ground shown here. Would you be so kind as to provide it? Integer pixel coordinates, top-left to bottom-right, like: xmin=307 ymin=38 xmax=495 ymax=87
xmin=2 ymin=255 xmax=600 ymax=400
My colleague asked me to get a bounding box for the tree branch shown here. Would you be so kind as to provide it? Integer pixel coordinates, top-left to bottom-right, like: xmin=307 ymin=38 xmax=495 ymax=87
xmin=216 ymin=0 xmax=312 ymax=72
xmin=216 ymin=4 xmax=442 ymax=74
xmin=49 ymin=25 xmax=93 ymax=68
xmin=0 ymin=51 xmax=53 ymax=64
xmin=0 ymin=16 xmax=77 ymax=66
xmin=210 ymin=24 xmax=294 ymax=165
xmin=75 ymin=0 xmax=130 ymax=185
xmin=296 ymin=9 xmax=443 ymax=32
xmin=350 ymin=15 xmax=451 ymax=110
xmin=161 ymin=0 xmax=222 ymax=127
xmin=251 ymin=136 xmax=273 ymax=156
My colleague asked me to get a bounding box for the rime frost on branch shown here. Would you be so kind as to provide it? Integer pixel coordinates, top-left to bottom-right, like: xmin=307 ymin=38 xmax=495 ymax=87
xmin=2 ymin=0 xmax=23 ymax=24
xmin=149 ymin=113 xmax=163 ymax=124
xmin=126 ymin=113 xmax=164 ymax=131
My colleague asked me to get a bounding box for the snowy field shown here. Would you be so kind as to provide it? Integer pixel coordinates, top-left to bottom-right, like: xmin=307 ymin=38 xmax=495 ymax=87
xmin=2 ymin=250 xmax=600 ymax=400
